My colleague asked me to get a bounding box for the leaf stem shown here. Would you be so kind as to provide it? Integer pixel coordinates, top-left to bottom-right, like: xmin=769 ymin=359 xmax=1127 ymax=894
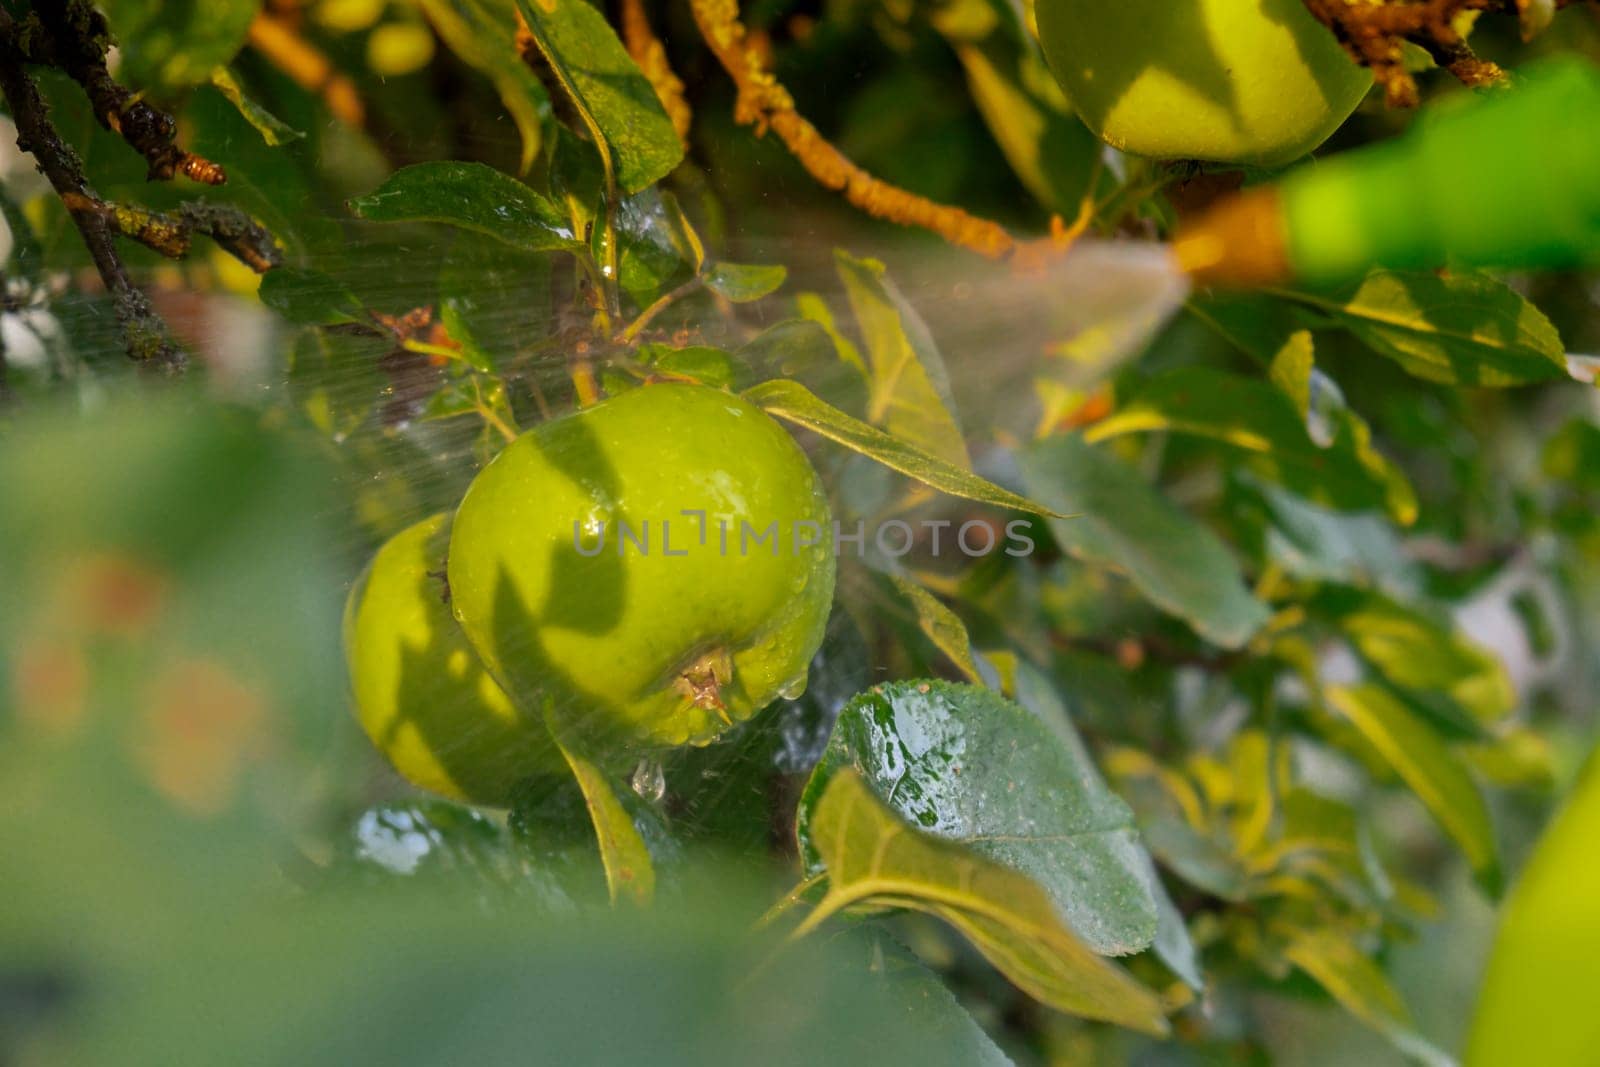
xmin=617 ymin=275 xmax=703 ymax=345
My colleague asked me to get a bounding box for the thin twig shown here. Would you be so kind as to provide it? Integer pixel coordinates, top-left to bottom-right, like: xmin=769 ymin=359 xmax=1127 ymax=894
xmin=32 ymin=1 xmax=225 ymax=183
xmin=0 ymin=13 xmax=181 ymax=369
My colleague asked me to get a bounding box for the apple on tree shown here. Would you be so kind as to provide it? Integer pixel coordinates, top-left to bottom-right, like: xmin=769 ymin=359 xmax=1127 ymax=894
xmin=1035 ymin=0 xmax=1373 ymax=167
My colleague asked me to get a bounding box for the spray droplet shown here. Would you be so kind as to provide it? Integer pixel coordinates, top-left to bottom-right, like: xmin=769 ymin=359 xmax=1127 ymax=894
xmin=630 ymin=757 xmax=665 ymax=804
xmin=778 ymin=674 xmax=808 ymax=701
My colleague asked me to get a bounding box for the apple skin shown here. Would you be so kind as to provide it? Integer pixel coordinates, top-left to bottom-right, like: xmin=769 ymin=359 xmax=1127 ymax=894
xmin=344 ymin=513 xmax=561 ymax=807
xmin=447 ymin=383 xmax=835 ymax=755
xmin=1467 ymin=752 xmax=1600 ymax=1065
xmin=1035 ymin=0 xmax=1372 ymax=167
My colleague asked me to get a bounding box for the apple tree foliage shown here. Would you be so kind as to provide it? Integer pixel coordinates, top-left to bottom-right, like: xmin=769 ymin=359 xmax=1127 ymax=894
xmin=2 ymin=1 xmax=1599 ymax=1064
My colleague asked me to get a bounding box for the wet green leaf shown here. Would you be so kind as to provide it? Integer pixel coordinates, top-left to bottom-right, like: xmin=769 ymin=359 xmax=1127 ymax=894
xmin=511 ymin=0 xmax=683 ymax=193
xmin=1326 ymin=684 xmax=1500 ymax=893
xmin=745 ymin=380 xmax=1064 ymax=517
xmin=800 ymin=770 xmax=1169 ymax=1034
xmin=799 ymin=681 xmax=1160 ymax=957
xmin=1017 ymin=434 xmax=1270 ymax=649
xmin=349 ymin=162 xmax=581 ymax=252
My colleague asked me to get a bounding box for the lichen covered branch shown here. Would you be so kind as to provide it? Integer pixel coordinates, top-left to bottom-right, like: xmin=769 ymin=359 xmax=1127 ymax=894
xmin=620 ymin=0 xmax=692 ymax=148
xmin=688 ymin=0 xmax=1017 ymax=259
xmin=1303 ymin=0 xmax=1588 ymax=107
xmin=0 ymin=17 xmax=181 ymax=369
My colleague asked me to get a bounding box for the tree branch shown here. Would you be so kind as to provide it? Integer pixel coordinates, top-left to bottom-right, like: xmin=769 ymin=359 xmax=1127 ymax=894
xmin=30 ymin=0 xmax=225 ymax=183
xmin=687 ymin=0 xmax=1017 ymax=259
xmin=0 ymin=14 xmax=181 ymax=370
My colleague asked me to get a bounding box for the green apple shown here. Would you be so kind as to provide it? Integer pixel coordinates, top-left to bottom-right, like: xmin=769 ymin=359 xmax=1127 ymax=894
xmin=1035 ymin=0 xmax=1372 ymax=167
xmin=344 ymin=513 xmax=560 ymax=806
xmin=447 ymin=383 xmax=835 ymax=755
xmin=1467 ymin=750 xmax=1600 ymax=1064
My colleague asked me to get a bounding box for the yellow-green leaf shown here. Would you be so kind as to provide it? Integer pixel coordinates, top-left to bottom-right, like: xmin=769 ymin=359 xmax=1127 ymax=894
xmin=801 ymin=771 xmax=1169 ymax=1035
xmin=744 ymin=379 xmax=1066 ymax=517
xmin=1326 ymin=684 xmax=1500 ymax=893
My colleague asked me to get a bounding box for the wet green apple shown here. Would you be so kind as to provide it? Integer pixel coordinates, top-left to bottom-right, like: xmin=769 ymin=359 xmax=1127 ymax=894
xmin=1035 ymin=0 xmax=1372 ymax=167
xmin=447 ymin=383 xmax=835 ymax=755
xmin=344 ymin=513 xmax=560 ymax=806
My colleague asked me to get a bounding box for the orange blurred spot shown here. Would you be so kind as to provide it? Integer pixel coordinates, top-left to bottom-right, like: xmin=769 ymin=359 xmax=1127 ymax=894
xmin=134 ymin=659 xmax=273 ymax=817
xmin=1058 ymin=388 xmax=1115 ymax=431
xmin=12 ymin=638 xmax=89 ymax=737
xmin=65 ymin=554 xmax=168 ymax=636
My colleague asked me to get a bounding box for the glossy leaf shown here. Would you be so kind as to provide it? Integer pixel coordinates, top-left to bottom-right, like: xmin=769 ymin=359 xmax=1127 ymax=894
xmin=801 ymin=770 xmax=1169 ymax=1034
xmin=745 ymin=379 xmax=1065 ymax=517
xmin=1086 ymin=367 xmax=1416 ymax=523
xmin=1017 ymin=434 xmax=1269 ymax=649
xmin=1287 ymin=270 xmax=1568 ymax=387
xmin=511 ymin=0 xmax=683 ymax=193
xmin=799 ymin=681 xmax=1160 ymax=956
xmin=1326 ymin=684 xmax=1500 ymax=893
xmin=834 ymin=250 xmax=970 ymax=468
xmin=348 ymin=162 xmax=580 ymax=252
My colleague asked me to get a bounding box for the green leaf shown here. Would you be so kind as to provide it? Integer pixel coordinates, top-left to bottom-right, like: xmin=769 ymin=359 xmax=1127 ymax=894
xmin=208 ymin=68 xmax=304 ymax=146
xmin=885 ymin=577 xmax=985 ymax=685
xmin=834 ymin=250 xmax=970 ymax=468
xmin=511 ymin=0 xmax=683 ymax=193
xmin=1247 ymin=479 xmax=1420 ymax=597
xmin=1086 ymin=367 xmax=1416 ymax=524
xmin=616 ymin=188 xmax=693 ymax=299
xmin=1321 ymin=589 xmax=1515 ymax=730
xmin=1326 ymin=684 xmax=1500 ymax=893
xmin=870 ymin=935 xmax=1016 ymax=1066
xmin=420 ymin=0 xmax=551 ymax=173
xmin=801 ymin=771 xmax=1169 ymax=1034
xmin=799 ymin=681 xmax=1160 ymax=957
xmin=1270 ymin=329 xmax=1316 ymax=416
xmin=930 ymin=0 xmax=1101 ymax=215
xmin=704 ymin=262 xmax=788 ymax=303
xmin=1283 ymin=930 xmax=1456 ymax=1067
xmin=98 ymin=0 xmax=256 ymax=91
xmin=349 ymin=162 xmax=581 ymax=252
xmin=554 ymin=740 xmax=655 ymax=906
xmin=744 ymin=379 xmax=1065 ymax=517
xmin=260 ymin=267 xmax=364 ymax=326
xmin=1017 ymin=434 xmax=1270 ymax=649
xmin=1285 ymin=270 xmax=1569 ymax=386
